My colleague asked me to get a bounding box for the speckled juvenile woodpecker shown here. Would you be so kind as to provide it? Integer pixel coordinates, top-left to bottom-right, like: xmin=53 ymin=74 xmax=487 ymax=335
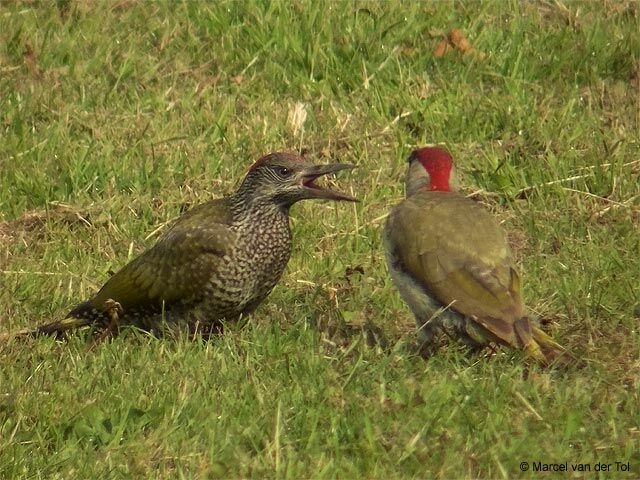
xmin=383 ymin=146 xmax=566 ymax=365
xmin=33 ymin=152 xmax=356 ymax=338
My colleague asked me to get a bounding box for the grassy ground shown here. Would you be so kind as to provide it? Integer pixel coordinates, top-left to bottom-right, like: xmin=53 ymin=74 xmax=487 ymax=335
xmin=1 ymin=0 xmax=639 ymax=478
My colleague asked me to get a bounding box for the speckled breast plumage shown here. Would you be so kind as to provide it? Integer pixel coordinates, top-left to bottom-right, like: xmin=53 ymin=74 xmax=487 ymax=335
xmin=200 ymin=210 xmax=292 ymax=320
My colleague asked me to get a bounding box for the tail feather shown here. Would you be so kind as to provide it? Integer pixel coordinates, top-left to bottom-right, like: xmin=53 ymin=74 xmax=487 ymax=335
xmin=1 ymin=301 xmax=105 ymax=341
xmin=531 ymin=326 xmax=570 ymax=365
xmin=35 ymin=316 xmax=95 ymax=337
xmin=36 ymin=300 xmax=106 ymax=338
xmin=514 ymin=316 xmax=569 ymax=366
xmin=0 ymin=317 xmax=94 ymax=341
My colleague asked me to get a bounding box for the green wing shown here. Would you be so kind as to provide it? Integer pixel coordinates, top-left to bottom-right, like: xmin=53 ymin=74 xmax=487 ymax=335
xmin=389 ymin=192 xmax=524 ymax=345
xmin=89 ymin=199 xmax=237 ymax=313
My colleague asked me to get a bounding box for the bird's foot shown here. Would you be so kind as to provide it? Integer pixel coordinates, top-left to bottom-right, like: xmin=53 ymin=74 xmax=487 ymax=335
xmin=416 ymin=339 xmax=439 ymax=360
xmin=189 ymin=320 xmax=225 ymax=341
xmin=89 ymin=299 xmax=123 ymax=348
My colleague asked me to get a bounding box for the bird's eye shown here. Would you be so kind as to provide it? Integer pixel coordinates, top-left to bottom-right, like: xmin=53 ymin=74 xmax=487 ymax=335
xmin=277 ymin=167 xmax=291 ymax=177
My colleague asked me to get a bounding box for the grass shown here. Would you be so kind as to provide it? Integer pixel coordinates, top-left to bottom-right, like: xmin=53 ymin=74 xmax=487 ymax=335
xmin=1 ymin=0 xmax=639 ymax=477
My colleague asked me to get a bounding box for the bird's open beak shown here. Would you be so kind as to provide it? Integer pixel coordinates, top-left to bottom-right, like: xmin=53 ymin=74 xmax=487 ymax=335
xmin=301 ymin=163 xmax=358 ymax=202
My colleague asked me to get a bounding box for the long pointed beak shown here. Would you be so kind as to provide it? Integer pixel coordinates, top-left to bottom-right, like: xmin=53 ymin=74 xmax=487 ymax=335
xmin=301 ymin=163 xmax=358 ymax=202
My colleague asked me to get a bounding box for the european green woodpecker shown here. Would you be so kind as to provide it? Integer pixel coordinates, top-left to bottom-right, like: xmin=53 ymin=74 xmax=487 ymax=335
xmin=30 ymin=152 xmax=356 ymax=339
xmin=383 ymin=146 xmax=565 ymax=365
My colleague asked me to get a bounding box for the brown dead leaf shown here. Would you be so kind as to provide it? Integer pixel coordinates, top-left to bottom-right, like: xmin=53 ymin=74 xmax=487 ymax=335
xmin=448 ymin=29 xmax=473 ymax=54
xmin=433 ymin=40 xmax=453 ymax=58
xmin=434 ymin=28 xmax=485 ymax=60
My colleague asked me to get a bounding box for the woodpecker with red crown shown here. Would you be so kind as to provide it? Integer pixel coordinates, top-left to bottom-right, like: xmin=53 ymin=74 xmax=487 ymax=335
xmin=383 ymin=146 xmax=566 ymax=364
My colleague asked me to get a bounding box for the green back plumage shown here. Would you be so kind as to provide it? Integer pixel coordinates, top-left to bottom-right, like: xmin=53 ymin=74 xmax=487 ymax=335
xmin=91 ymin=198 xmax=236 ymax=312
xmin=386 ymin=191 xmax=524 ymax=346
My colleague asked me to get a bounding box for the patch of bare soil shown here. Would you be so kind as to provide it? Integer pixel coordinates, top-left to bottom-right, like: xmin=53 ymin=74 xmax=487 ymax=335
xmin=0 ymin=203 xmax=92 ymax=246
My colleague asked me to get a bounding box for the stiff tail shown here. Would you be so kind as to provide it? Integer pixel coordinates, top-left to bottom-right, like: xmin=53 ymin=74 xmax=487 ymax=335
xmin=514 ymin=317 xmax=568 ymax=366
xmin=2 ymin=301 xmax=105 ymax=341
xmin=34 ymin=316 xmax=95 ymax=337
xmin=0 ymin=317 xmax=94 ymax=342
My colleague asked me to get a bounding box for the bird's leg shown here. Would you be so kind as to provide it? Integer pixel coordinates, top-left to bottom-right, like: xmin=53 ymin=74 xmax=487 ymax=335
xmin=202 ymin=320 xmax=224 ymax=340
xmin=104 ymin=299 xmax=124 ymax=333
xmin=185 ymin=311 xmax=225 ymax=341
xmin=90 ymin=299 xmax=123 ymax=347
xmin=416 ymin=318 xmax=440 ymax=359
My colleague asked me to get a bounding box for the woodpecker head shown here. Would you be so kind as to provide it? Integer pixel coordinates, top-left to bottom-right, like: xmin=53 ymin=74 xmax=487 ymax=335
xmin=237 ymin=152 xmax=357 ymax=208
xmin=405 ymin=146 xmax=456 ymax=196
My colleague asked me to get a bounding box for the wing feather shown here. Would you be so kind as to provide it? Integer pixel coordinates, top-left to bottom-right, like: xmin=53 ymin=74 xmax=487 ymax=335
xmin=389 ymin=192 xmax=524 ymax=345
xmin=87 ymin=200 xmax=237 ymax=314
